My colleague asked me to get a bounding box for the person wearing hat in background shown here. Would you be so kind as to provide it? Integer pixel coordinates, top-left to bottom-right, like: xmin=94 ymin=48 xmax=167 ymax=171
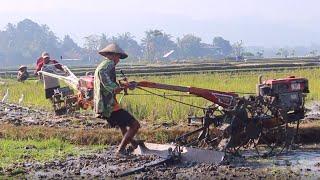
xmin=94 ymin=43 xmax=141 ymax=156
xmin=17 ymin=65 xmax=29 ymax=82
xmin=34 ymin=52 xmax=66 ymax=100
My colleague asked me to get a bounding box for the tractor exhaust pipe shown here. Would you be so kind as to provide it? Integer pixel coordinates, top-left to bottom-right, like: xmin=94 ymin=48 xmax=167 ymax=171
xmin=256 ymin=75 xmax=263 ymax=96
xmin=258 ymin=74 xmax=263 ymax=84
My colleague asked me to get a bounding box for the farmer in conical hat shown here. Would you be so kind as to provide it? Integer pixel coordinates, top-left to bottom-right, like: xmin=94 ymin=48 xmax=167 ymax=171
xmin=94 ymin=43 xmax=140 ymax=156
xmin=17 ymin=65 xmax=29 ymax=82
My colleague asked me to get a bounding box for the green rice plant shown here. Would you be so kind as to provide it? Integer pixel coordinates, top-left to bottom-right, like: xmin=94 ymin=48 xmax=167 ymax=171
xmin=1 ymin=68 xmax=319 ymax=122
xmin=0 ymin=79 xmax=51 ymax=108
xmin=0 ymin=138 xmax=104 ymax=169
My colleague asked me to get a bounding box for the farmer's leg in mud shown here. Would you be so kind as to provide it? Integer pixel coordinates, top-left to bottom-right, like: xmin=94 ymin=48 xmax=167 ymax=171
xmin=117 ymin=120 xmax=140 ymax=154
xmin=119 ymin=125 xmax=140 ymax=149
xmin=108 ymin=109 xmax=140 ymax=155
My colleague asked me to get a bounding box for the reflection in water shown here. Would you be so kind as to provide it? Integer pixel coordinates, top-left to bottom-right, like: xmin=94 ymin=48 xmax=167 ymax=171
xmin=239 ymin=149 xmax=320 ymax=176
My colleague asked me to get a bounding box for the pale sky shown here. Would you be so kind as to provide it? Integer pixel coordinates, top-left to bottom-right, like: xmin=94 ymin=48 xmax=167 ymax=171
xmin=0 ymin=0 xmax=319 ymax=47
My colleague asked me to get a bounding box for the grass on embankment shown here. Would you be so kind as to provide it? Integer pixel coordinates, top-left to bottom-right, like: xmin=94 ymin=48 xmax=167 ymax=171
xmin=0 ymin=68 xmax=319 ymax=122
xmin=2 ymin=119 xmax=320 ymax=148
xmin=0 ymin=124 xmax=193 ymax=146
xmin=0 ymin=138 xmax=104 ymax=170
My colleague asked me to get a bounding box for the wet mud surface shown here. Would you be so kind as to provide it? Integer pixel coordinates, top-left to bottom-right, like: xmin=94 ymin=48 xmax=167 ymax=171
xmin=0 ymin=103 xmax=108 ymax=128
xmin=2 ymin=146 xmax=320 ymax=179
xmin=1 ymin=102 xmax=320 ymax=179
xmin=306 ymin=103 xmax=320 ymax=120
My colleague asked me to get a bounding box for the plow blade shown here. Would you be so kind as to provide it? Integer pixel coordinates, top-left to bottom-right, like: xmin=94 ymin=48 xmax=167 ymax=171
xmin=117 ymin=143 xmax=224 ymax=177
xmin=117 ymin=156 xmax=172 ymax=177
xmin=134 ymin=143 xmax=225 ymax=164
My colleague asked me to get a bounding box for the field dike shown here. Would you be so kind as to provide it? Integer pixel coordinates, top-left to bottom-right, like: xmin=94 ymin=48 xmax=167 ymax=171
xmin=1 ymin=102 xmax=320 ymax=178
xmin=1 ymin=102 xmax=320 ymax=145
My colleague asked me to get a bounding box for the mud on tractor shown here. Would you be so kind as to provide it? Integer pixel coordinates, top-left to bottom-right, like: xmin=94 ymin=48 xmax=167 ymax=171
xmin=39 ymin=67 xmax=309 ymax=158
xmin=134 ymin=75 xmax=309 ymax=157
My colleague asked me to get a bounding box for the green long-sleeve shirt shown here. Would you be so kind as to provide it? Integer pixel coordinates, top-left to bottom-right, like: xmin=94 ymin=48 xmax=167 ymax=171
xmin=94 ymin=60 xmax=118 ymax=118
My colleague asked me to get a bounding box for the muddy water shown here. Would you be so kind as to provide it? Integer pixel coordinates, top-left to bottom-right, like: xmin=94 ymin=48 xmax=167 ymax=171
xmin=242 ymin=149 xmax=320 ymax=176
xmin=1 ymin=145 xmax=316 ymax=179
xmin=305 ymin=102 xmax=320 ymax=120
xmin=270 ymin=150 xmax=320 ymax=173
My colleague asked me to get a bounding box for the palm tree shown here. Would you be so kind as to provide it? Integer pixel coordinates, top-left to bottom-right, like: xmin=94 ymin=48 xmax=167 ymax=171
xmin=141 ymin=30 xmax=175 ymax=62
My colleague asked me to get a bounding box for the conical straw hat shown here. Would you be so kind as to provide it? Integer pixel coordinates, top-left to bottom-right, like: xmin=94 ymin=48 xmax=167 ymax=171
xmin=98 ymin=43 xmax=128 ymax=59
xmin=41 ymin=52 xmax=50 ymax=58
xmin=18 ymin=65 xmax=27 ymax=70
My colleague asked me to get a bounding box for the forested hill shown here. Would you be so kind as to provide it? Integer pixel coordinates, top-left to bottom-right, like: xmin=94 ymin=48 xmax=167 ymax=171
xmin=2 ymin=19 xmax=316 ymax=67
xmin=0 ymin=19 xmax=240 ymax=67
xmin=0 ymin=19 xmax=82 ymax=67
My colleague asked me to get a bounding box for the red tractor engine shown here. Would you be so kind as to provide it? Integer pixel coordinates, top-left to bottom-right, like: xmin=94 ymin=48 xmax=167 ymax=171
xmin=258 ymin=76 xmax=309 ymax=113
xmin=52 ymin=75 xmax=94 ymax=115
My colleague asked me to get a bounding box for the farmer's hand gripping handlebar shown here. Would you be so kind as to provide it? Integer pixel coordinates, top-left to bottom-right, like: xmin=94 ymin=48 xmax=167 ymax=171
xmin=118 ymin=70 xmax=138 ymax=94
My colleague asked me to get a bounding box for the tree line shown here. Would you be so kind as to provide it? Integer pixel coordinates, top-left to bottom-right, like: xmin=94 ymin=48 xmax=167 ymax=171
xmin=0 ymin=19 xmax=242 ymax=66
xmin=0 ymin=19 xmax=280 ymax=66
xmin=0 ymin=19 xmax=83 ymax=66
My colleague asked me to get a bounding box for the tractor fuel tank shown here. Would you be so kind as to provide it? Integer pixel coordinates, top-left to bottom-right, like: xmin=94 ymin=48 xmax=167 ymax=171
xmin=263 ymin=76 xmax=309 ymax=95
xmin=258 ymin=76 xmax=309 ymax=112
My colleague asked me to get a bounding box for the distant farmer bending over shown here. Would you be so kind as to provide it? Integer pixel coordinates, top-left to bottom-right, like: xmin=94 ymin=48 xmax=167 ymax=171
xmin=34 ymin=52 xmax=65 ymax=100
xmin=94 ymin=43 xmax=140 ymax=156
xmin=17 ymin=65 xmax=29 ymax=82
